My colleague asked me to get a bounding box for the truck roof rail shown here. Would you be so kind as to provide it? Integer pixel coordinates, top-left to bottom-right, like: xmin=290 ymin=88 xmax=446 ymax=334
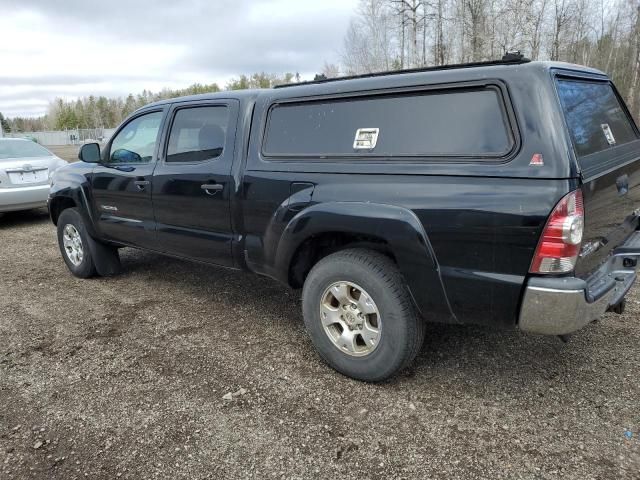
xmin=274 ymin=53 xmax=531 ymax=89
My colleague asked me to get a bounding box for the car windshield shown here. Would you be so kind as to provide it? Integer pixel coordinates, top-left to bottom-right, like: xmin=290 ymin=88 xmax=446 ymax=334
xmin=0 ymin=140 xmax=52 ymax=160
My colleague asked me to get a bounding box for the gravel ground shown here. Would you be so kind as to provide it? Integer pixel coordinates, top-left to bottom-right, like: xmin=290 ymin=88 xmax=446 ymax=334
xmin=1 ymin=209 xmax=639 ymax=479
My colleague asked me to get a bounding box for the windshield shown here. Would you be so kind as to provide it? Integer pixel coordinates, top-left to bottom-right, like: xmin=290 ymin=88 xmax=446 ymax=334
xmin=0 ymin=140 xmax=52 ymax=160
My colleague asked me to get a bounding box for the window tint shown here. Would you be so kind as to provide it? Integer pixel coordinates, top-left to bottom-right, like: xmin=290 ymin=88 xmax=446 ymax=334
xmin=263 ymin=88 xmax=512 ymax=158
xmin=556 ymin=79 xmax=638 ymax=157
xmin=167 ymin=106 xmax=228 ymax=163
xmin=109 ymin=111 xmax=163 ymax=164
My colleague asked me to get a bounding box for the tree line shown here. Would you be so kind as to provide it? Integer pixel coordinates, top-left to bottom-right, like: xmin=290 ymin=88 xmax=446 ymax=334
xmin=338 ymin=0 xmax=640 ymax=120
xmin=3 ymin=0 xmax=640 ymax=131
xmin=2 ymin=72 xmax=298 ymax=133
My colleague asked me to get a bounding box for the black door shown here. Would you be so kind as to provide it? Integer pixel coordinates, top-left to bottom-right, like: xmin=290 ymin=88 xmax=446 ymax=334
xmin=91 ymin=109 xmax=166 ymax=248
xmin=152 ymin=100 xmax=238 ymax=265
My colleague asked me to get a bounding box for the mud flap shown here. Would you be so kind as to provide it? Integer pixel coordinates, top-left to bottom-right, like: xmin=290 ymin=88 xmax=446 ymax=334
xmin=85 ymin=234 xmax=121 ymax=276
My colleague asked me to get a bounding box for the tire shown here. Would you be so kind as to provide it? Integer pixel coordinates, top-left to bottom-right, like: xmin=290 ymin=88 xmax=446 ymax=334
xmin=302 ymin=248 xmax=425 ymax=382
xmin=57 ymin=208 xmax=97 ymax=278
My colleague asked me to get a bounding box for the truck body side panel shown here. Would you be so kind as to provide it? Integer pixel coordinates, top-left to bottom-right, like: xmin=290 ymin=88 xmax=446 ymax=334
xmin=240 ymin=170 xmax=571 ymax=328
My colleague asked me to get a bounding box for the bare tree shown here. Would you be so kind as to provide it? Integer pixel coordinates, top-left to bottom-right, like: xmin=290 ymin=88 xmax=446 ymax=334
xmin=342 ymin=0 xmax=396 ymax=74
xmin=336 ymin=0 xmax=640 ymax=120
xmin=433 ymin=0 xmax=447 ymax=65
xmin=627 ymin=2 xmax=640 ymax=115
xmin=321 ymin=62 xmax=341 ymax=78
xmin=550 ymin=0 xmax=573 ymax=60
xmin=466 ymin=0 xmax=488 ymax=61
xmin=391 ymin=0 xmax=426 ymax=67
xmin=527 ymin=0 xmax=548 ymax=60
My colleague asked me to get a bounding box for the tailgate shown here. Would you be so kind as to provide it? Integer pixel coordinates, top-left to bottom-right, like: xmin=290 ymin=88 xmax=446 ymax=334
xmin=555 ymin=76 xmax=640 ymax=277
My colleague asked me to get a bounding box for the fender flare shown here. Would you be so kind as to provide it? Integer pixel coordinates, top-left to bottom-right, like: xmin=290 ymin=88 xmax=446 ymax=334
xmin=275 ymin=202 xmax=456 ymax=322
xmin=49 ymin=168 xmax=98 ymax=233
xmin=49 ymin=186 xmax=97 ymax=230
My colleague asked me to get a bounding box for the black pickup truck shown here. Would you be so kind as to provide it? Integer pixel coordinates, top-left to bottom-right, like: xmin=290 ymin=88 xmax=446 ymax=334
xmin=49 ymin=57 xmax=640 ymax=381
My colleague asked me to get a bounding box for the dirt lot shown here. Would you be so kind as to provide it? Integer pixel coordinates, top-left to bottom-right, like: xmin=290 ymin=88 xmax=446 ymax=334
xmin=47 ymin=145 xmax=80 ymax=163
xmin=0 ymin=209 xmax=639 ymax=479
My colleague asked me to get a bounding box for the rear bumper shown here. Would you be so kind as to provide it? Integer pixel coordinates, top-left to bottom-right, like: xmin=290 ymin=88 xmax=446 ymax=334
xmin=0 ymin=184 xmax=49 ymax=212
xmin=519 ymin=231 xmax=640 ymax=335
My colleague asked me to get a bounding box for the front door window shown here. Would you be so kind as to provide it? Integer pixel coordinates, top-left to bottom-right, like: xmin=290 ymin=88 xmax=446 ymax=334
xmin=109 ymin=111 xmax=163 ymax=164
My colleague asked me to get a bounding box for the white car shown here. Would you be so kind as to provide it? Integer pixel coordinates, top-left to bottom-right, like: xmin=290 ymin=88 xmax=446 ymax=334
xmin=0 ymin=138 xmax=68 ymax=213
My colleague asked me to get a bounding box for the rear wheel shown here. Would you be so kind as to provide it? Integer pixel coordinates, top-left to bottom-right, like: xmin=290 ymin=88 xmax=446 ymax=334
xmin=302 ymin=248 xmax=425 ymax=382
xmin=57 ymin=208 xmax=97 ymax=278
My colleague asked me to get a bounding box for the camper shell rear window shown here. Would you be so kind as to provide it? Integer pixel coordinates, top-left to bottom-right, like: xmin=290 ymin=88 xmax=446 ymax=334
xmin=556 ymin=77 xmax=639 ymax=172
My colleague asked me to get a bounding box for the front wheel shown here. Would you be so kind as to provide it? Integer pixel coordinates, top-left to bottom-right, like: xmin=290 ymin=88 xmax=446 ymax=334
xmin=57 ymin=208 xmax=97 ymax=278
xmin=302 ymin=248 xmax=425 ymax=382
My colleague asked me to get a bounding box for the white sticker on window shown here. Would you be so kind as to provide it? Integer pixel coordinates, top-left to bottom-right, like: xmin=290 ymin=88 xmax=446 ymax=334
xmin=601 ymin=123 xmax=616 ymax=145
xmin=353 ymin=128 xmax=379 ymax=150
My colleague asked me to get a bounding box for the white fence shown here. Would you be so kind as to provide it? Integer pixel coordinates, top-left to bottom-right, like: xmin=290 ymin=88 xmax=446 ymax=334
xmin=6 ymin=128 xmax=116 ymax=146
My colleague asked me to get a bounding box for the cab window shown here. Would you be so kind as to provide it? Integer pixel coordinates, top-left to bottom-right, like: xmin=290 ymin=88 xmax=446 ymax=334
xmin=108 ymin=111 xmax=163 ymax=164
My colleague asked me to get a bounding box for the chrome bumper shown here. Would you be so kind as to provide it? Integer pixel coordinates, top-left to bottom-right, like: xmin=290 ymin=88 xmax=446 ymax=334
xmin=0 ymin=184 xmax=49 ymax=212
xmin=519 ymin=231 xmax=640 ymax=335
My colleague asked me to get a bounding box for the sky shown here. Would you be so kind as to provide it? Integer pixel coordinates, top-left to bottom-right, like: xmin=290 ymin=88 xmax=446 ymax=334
xmin=0 ymin=0 xmax=359 ymax=118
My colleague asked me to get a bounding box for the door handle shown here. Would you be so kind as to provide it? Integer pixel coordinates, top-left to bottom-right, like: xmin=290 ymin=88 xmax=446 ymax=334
xmin=201 ymin=183 xmax=223 ymax=195
xmin=134 ymin=180 xmax=150 ymax=191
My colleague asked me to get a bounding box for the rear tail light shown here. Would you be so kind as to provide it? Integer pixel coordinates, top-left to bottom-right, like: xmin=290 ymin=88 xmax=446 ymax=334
xmin=530 ymin=189 xmax=584 ymax=274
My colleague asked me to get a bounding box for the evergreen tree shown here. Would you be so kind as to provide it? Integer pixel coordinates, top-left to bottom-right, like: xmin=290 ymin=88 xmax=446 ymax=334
xmin=0 ymin=112 xmax=11 ymax=133
xmin=6 ymin=76 xmax=295 ymax=131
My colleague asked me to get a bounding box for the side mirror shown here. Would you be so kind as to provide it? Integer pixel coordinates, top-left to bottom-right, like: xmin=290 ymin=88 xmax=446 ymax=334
xmin=110 ymin=148 xmax=142 ymax=164
xmin=79 ymin=143 xmax=101 ymax=163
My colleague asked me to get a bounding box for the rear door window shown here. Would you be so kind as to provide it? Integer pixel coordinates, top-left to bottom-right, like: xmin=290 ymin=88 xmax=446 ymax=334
xmin=263 ymin=87 xmax=514 ymax=159
xmin=166 ymin=106 xmax=229 ymax=163
xmin=556 ymin=79 xmax=638 ymax=158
